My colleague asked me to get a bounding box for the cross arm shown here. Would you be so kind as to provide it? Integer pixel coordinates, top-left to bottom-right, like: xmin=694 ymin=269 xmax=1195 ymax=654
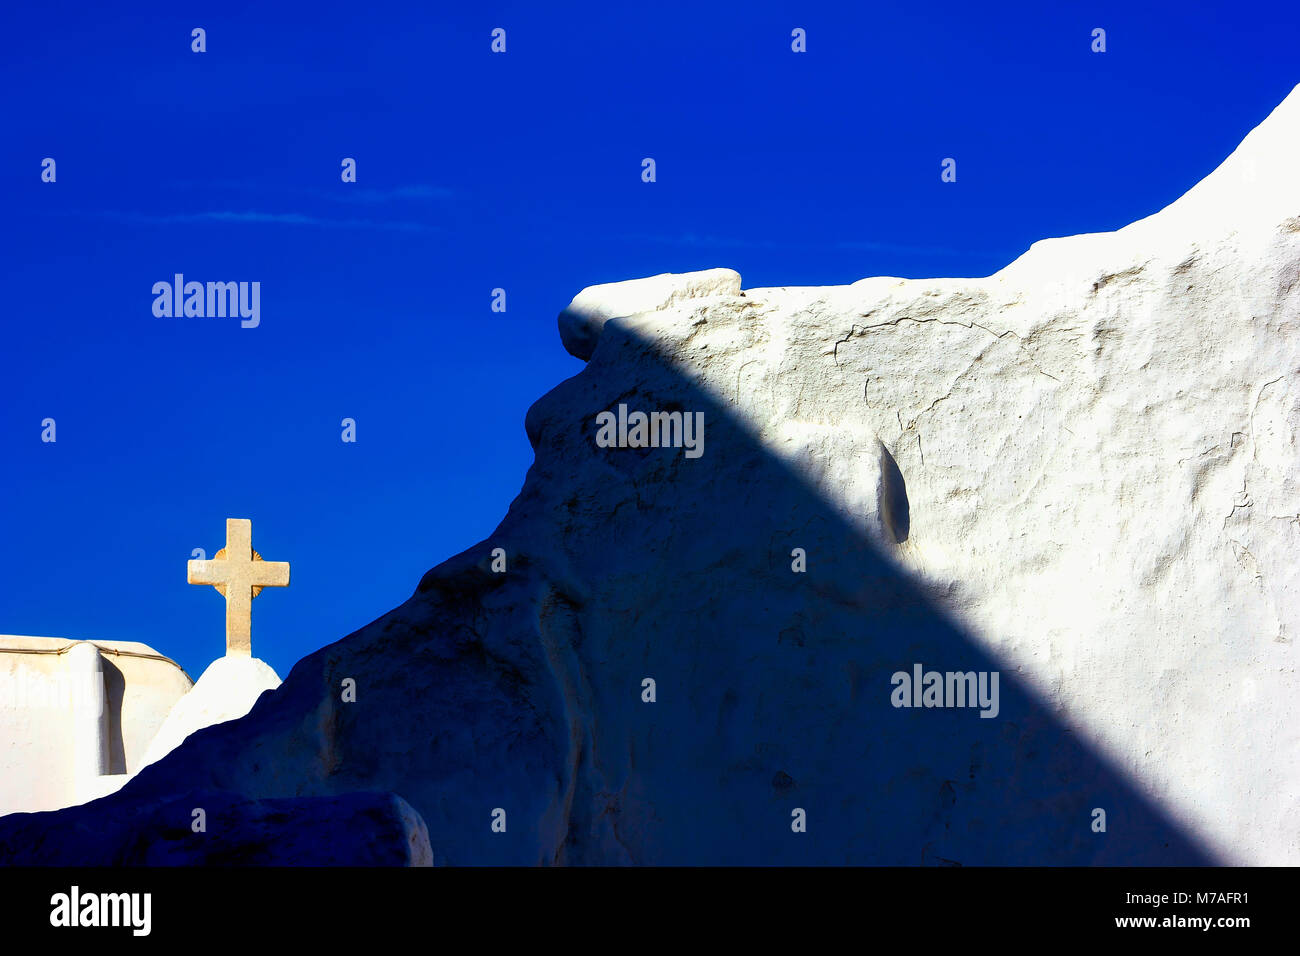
xmin=188 ymin=559 xmax=226 ymax=586
xmin=251 ymin=561 xmax=291 ymax=588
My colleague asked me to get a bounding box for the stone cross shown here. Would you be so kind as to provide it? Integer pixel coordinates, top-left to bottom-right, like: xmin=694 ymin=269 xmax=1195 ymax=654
xmin=187 ymin=518 xmax=290 ymax=657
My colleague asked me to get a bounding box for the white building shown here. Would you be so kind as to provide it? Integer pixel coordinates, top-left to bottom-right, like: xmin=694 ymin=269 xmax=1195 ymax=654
xmin=0 ymin=635 xmax=280 ymax=816
xmin=0 ymin=636 xmax=192 ymax=815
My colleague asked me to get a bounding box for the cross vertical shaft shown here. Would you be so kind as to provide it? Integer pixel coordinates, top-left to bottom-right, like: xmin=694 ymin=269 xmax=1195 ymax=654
xmin=187 ymin=518 xmax=290 ymax=657
xmin=222 ymin=518 xmax=254 ymax=656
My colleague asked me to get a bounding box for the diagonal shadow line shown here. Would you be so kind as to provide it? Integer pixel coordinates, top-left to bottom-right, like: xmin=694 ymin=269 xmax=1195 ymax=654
xmin=0 ymin=305 xmax=1215 ymax=865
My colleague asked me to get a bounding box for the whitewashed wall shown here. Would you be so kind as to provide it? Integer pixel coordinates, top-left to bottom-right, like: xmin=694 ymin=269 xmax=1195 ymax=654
xmin=0 ymin=637 xmax=192 ymax=815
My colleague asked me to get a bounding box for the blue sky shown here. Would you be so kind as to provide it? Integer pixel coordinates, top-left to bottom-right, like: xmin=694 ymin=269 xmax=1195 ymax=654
xmin=2 ymin=1 xmax=1297 ymax=680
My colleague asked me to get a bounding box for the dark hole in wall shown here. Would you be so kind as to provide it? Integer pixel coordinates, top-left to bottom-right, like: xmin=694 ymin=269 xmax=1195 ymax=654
xmin=101 ymin=656 xmax=127 ymax=775
xmin=878 ymin=441 xmax=910 ymax=543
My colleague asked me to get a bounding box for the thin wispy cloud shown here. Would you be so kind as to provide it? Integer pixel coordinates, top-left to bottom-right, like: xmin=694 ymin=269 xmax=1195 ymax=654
xmin=617 ymin=231 xmax=782 ymax=249
xmin=325 ymin=184 xmax=454 ymax=204
xmin=79 ymin=208 xmax=441 ymax=233
xmin=621 ymin=232 xmax=969 ymax=256
xmin=834 ymin=239 xmax=968 ymax=256
xmin=161 ymin=179 xmax=456 ymax=204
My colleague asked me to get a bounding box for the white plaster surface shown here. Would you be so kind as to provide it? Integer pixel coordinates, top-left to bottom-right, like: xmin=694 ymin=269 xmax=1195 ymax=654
xmin=139 ymin=656 xmax=281 ymax=770
xmin=0 ymin=636 xmax=192 ymax=815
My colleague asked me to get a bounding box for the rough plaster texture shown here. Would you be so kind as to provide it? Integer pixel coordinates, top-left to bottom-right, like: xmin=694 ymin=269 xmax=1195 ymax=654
xmin=139 ymin=656 xmax=281 ymax=771
xmin=4 ymin=789 xmax=431 ymax=865
xmin=3 ymin=87 xmax=1299 ymax=865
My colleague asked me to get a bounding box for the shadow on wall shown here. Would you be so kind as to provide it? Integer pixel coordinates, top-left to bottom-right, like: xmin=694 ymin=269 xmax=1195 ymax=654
xmin=0 ymin=313 xmax=1214 ymax=865
xmin=878 ymin=440 xmax=910 ymax=544
xmin=102 ymin=657 xmax=127 ymax=776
